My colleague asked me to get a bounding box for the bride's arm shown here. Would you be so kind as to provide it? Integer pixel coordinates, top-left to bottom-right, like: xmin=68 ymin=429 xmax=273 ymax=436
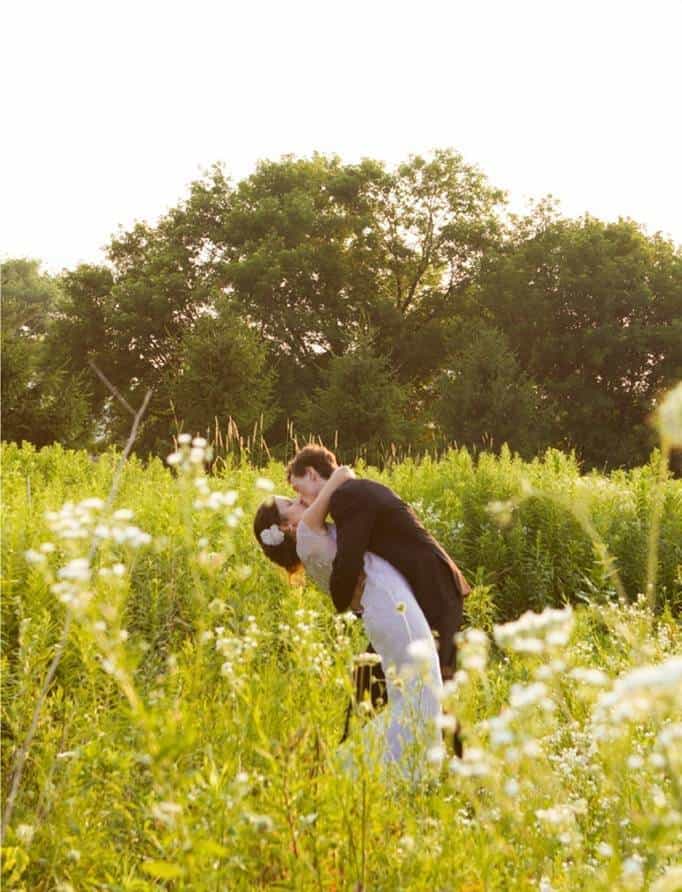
xmin=301 ymin=466 xmax=355 ymax=533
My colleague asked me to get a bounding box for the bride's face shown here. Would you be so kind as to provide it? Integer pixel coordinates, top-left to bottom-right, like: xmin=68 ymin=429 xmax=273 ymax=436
xmin=275 ymin=495 xmax=305 ymax=532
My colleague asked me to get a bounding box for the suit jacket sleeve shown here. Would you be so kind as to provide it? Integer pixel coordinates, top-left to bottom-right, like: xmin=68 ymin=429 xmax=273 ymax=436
xmin=329 ymin=482 xmax=377 ymax=613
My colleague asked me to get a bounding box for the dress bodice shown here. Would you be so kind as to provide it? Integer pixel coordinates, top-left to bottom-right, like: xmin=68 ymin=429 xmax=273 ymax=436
xmin=296 ymin=519 xmax=337 ymax=593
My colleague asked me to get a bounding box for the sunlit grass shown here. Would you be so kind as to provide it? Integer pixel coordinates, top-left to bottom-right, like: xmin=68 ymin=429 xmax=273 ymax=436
xmin=1 ymin=428 xmax=681 ymax=890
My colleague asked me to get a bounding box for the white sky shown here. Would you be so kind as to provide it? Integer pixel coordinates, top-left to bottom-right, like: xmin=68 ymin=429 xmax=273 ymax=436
xmin=3 ymin=0 xmax=681 ymax=274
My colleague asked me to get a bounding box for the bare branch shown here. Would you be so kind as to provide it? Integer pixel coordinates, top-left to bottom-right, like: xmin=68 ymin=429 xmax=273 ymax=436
xmin=88 ymin=359 xmax=136 ymax=417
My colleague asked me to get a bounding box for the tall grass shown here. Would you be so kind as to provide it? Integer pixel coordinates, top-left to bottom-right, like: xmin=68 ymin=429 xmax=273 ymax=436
xmin=1 ymin=426 xmax=681 ymax=890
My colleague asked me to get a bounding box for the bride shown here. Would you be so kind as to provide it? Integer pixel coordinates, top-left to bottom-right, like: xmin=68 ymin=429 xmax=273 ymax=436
xmin=254 ymin=465 xmax=443 ymax=774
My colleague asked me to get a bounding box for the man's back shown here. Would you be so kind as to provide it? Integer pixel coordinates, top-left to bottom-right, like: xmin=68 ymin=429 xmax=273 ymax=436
xmin=329 ymin=478 xmax=470 ymax=629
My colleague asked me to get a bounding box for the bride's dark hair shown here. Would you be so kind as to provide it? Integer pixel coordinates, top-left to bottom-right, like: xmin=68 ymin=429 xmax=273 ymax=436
xmin=253 ymin=498 xmax=302 ymax=574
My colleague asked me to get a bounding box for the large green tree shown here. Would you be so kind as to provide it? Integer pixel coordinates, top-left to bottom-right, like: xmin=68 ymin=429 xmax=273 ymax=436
xmin=294 ymin=340 xmax=412 ymax=462
xmin=208 ymin=150 xmax=505 ymax=432
xmin=433 ymin=323 xmax=556 ymax=458
xmin=471 ymin=206 xmax=682 ymax=467
xmin=168 ymin=304 xmax=276 ymax=448
xmin=54 ymin=150 xmax=506 ymax=449
xmin=1 ymin=259 xmax=92 ymax=446
xmin=13 ymin=152 xmax=679 ymax=469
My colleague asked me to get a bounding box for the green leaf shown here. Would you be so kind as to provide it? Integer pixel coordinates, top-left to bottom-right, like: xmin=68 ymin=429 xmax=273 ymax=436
xmin=194 ymin=839 xmax=229 ymax=858
xmin=141 ymin=860 xmax=184 ymax=879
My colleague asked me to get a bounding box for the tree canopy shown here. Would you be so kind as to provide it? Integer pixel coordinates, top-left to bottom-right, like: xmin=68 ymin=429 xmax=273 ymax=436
xmin=2 ymin=151 xmax=680 ymax=469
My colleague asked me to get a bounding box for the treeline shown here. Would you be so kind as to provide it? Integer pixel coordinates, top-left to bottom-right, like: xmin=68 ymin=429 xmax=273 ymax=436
xmin=2 ymin=150 xmax=681 ymax=468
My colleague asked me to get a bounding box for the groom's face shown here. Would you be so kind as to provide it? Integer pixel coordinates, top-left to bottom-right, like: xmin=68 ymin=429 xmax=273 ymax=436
xmin=289 ymin=466 xmax=326 ymax=505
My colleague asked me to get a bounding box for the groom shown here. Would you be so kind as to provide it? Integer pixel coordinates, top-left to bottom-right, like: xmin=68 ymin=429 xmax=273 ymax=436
xmin=287 ymin=444 xmax=471 ymax=682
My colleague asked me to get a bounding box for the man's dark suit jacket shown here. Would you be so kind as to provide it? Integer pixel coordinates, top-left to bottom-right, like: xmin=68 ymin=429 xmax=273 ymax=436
xmin=329 ymin=478 xmax=471 ymax=677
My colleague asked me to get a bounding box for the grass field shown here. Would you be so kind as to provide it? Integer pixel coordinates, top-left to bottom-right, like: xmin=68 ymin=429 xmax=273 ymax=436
xmin=1 ymin=439 xmax=681 ymax=890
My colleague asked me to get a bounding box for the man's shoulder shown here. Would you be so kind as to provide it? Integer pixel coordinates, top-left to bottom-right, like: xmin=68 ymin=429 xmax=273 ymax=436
xmin=331 ymin=477 xmax=397 ymax=507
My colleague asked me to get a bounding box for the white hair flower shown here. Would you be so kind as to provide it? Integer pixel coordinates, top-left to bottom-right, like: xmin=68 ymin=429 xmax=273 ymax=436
xmin=260 ymin=524 xmax=285 ymax=547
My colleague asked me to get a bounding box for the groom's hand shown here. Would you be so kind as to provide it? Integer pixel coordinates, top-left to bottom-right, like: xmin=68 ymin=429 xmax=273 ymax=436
xmin=350 ymin=572 xmax=366 ymax=612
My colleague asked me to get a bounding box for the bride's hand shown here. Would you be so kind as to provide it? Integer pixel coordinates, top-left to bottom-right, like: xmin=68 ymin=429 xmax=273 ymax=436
xmin=331 ymin=465 xmax=354 ymax=483
xmin=301 ymin=465 xmax=354 ymax=531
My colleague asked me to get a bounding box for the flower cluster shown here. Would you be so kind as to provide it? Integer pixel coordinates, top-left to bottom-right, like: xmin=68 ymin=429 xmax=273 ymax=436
xmin=592 ymin=656 xmax=682 ymax=731
xmin=41 ymin=499 xmax=151 ymax=549
xmin=486 ymin=499 xmax=515 ymax=528
xmin=278 ymin=609 xmax=333 ymax=678
xmin=493 ymin=606 xmax=574 ymax=654
xmin=216 ymin=617 xmax=262 ymax=692
xmin=450 ymin=746 xmax=492 ymax=778
xmin=457 ymin=628 xmax=489 ymax=672
xmin=353 ymin=652 xmax=382 ymax=668
xmin=535 ymin=799 xmax=586 ymax=848
xmin=25 ymin=498 xmax=152 ymax=613
xmin=166 ymin=435 xmax=212 ymax=471
xmin=193 ymin=476 xmax=239 ymax=513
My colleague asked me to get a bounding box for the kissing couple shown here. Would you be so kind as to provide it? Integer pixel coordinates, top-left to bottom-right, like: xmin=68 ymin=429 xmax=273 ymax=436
xmin=254 ymin=445 xmax=471 ymax=774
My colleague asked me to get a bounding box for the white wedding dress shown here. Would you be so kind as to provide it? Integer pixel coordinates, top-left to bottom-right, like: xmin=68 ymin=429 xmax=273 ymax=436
xmin=296 ymin=519 xmax=443 ymax=775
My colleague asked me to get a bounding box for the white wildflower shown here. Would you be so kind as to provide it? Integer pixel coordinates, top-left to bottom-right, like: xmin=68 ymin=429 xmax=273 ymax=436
xmin=80 ymin=497 xmax=104 ymax=510
xmin=510 ymin=681 xmax=548 ymax=710
xmin=450 ymin=747 xmax=491 ymax=777
xmin=189 ymin=447 xmax=204 ymax=464
xmin=522 ymin=740 xmax=543 ymax=758
xmin=16 ymin=823 xmax=35 ymax=845
xmin=246 ymin=813 xmax=274 ymax=833
xmin=427 ymin=744 xmax=446 ymax=764
xmin=621 ymin=854 xmax=645 ymax=890
xmin=113 ymin=508 xmax=134 ymax=521
xmin=570 ymin=667 xmax=609 ymax=687
xmin=592 ymin=656 xmax=682 ymax=727
xmin=353 ymin=652 xmax=382 ymax=667
xmin=651 ymin=865 xmax=682 ymax=892
xmin=457 ymin=627 xmax=489 ymax=672
xmin=493 ymin=606 xmax=573 ymax=654
xmin=57 ymin=558 xmax=91 ymax=582
xmin=406 ymin=638 xmax=434 ymax=664
xmin=436 ymin=714 xmax=458 ymax=732
xmin=486 ymin=499 xmax=514 ymax=527
xmin=151 ymin=801 xmax=183 ymax=826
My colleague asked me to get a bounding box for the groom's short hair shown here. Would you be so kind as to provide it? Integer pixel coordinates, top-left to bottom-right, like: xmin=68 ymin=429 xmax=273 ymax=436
xmin=287 ymin=444 xmax=338 ymax=481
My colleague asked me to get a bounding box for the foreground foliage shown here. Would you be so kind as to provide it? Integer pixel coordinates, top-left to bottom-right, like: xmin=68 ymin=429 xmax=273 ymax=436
xmin=1 ymin=441 xmax=681 ymax=890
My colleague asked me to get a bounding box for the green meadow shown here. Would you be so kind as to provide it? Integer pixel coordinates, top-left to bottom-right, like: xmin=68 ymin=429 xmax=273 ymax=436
xmin=1 ymin=440 xmax=681 ymax=891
